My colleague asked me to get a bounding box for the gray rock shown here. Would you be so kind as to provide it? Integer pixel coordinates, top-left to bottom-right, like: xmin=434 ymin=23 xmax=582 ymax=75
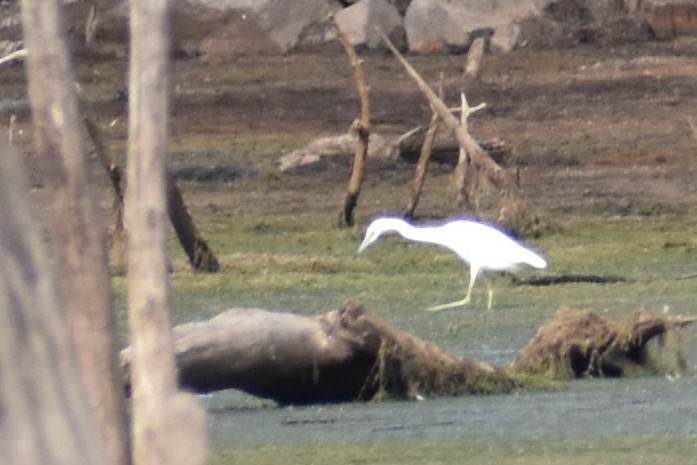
xmin=642 ymin=0 xmax=697 ymax=38
xmin=57 ymin=0 xmax=683 ymax=58
xmin=198 ymin=11 xmax=283 ymax=60
xmin=404 ymin=0 xmax=546 ymax=53
xmin=94 ymin=0 xmax=338 ymax=57
xmin=334 ymin=0 xmax=405 ymax=49
xmin=244 ymin=0 xmax=336 ymax=52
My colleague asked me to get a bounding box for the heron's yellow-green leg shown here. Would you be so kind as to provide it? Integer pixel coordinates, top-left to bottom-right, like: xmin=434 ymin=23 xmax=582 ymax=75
xmin=487 ymin=283 xmax=494 ymax=311
xmin=427 ymin=295 xmax=471 ymax=312
xmin=427 ymin=266 xmax=478 ymax=312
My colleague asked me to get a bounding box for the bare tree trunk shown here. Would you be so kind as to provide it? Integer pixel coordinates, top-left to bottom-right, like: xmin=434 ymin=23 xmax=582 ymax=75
xmin=20 ymin=2 xmax=130 ymax=465
xmin=333 ymin=17 xmax=371 ymax=228
xmin=126 ymin=1 xmax=207 ymax=465
xmin=0 ymin=137 xmax=108 ymax=465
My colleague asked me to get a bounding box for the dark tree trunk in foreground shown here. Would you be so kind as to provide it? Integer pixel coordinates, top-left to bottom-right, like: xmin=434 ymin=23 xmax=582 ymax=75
xmin=21 ymin=1 xmax=129 ymax=464
xmin=122 ymin=304 xmax=694 ymax=405
xmin=0 ymin=137 xmax=106 ymax=465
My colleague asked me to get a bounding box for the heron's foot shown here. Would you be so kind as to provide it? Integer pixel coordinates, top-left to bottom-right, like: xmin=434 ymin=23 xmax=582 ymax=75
xmin=427 ymin=296 xmax=471 ymax=312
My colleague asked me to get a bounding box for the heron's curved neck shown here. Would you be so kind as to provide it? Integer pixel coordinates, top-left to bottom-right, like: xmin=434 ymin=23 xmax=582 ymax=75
xmin=391 ymin=221 xmax=440 ymax=246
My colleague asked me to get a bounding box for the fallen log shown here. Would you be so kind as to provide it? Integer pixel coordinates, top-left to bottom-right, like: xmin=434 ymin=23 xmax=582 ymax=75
xmin=120 ymin=304 xmax=695 ymax=405
xmin=276 ymin=129 xmax=511 ymax=175
xmin=121 ymin=303 xmax=521 ymax=404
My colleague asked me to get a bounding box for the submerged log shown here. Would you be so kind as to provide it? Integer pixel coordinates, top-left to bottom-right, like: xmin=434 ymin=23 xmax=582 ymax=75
xmin=511 ymin=308 xmax=696 ymax=379
xmin=121 ymin=303 xmax=520 ymax=404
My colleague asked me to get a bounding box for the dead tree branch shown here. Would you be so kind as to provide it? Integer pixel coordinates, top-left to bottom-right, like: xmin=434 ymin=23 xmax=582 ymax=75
xmin=0 ymin=47 xmax=27 ymax=67
xmin=381 ymin=31 xmax=547 ymax=235
xmin=166 ymin=171 xmax=220 ymax=272
xmin=450 ymin=93 xmax=487 ymax=208
xmin=405 ymin=75 xmax=444 ymax=219
xmin=78 ymin=87 xmax=219 ymax=273
xmin=333 ymin=15 xmax=371 ymax=228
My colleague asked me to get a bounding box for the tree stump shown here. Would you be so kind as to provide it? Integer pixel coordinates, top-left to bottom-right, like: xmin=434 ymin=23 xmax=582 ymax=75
xmin=511 ymin=308 xmax=696 ymax=379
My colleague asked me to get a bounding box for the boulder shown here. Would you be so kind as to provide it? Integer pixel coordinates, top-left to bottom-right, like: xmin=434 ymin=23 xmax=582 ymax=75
xmin=93 ymin=0 xmax=339 ymax=57
xmin=334 ymin=0 xmax=406 ymax=49
xmin=241 ymin=0 xmax=337 ymax=52
xmin=642 ymin=0 xmax=697 ymax=38
xmin=49 ymin=0 xmax=695 ymax=59
xmin=404 ymin=0 xmax=546 ymax=53
xmin=198 ymin=11 xmax=283 ymax=60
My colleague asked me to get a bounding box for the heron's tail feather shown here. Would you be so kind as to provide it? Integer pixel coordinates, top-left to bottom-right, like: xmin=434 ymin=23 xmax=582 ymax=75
xmin=524 ymin=250 xmax=547 ymax=269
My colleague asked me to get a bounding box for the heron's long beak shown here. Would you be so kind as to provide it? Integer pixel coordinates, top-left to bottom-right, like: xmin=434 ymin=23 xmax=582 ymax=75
xmin=356 ymin=238 xmax=371 ymax=255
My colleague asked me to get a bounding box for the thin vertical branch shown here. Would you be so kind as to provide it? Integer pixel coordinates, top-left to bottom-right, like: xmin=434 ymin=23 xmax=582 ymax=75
xmin=405 ymin=75 xmax=445 ymax=219
xmin=332 ymin=15 xmax=371 ymax=227
xmin=450 ymin=93 xmax=486 ymax=208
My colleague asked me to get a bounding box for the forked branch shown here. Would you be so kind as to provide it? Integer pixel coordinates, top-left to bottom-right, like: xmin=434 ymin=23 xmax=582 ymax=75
xmin=380 ymin=31 xmax=546 ymax=235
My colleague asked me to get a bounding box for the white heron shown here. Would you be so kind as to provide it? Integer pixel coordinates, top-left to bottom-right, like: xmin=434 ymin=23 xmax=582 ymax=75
xmin=357 ymin=216 xmax=547 ymax=311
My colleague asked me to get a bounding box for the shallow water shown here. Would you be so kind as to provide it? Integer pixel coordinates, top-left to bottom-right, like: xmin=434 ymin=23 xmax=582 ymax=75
xmin=204 ymin=375 xmax=697 ymax=450
xmin=193 ymin=277 xmax=697 ymax=462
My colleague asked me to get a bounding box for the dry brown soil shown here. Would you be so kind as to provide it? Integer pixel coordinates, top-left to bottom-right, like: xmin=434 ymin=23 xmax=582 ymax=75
xmin=164 ymin=40 xmax=697 ymax=217
xmin=4 ymin=39 xmax=697 ymax=219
